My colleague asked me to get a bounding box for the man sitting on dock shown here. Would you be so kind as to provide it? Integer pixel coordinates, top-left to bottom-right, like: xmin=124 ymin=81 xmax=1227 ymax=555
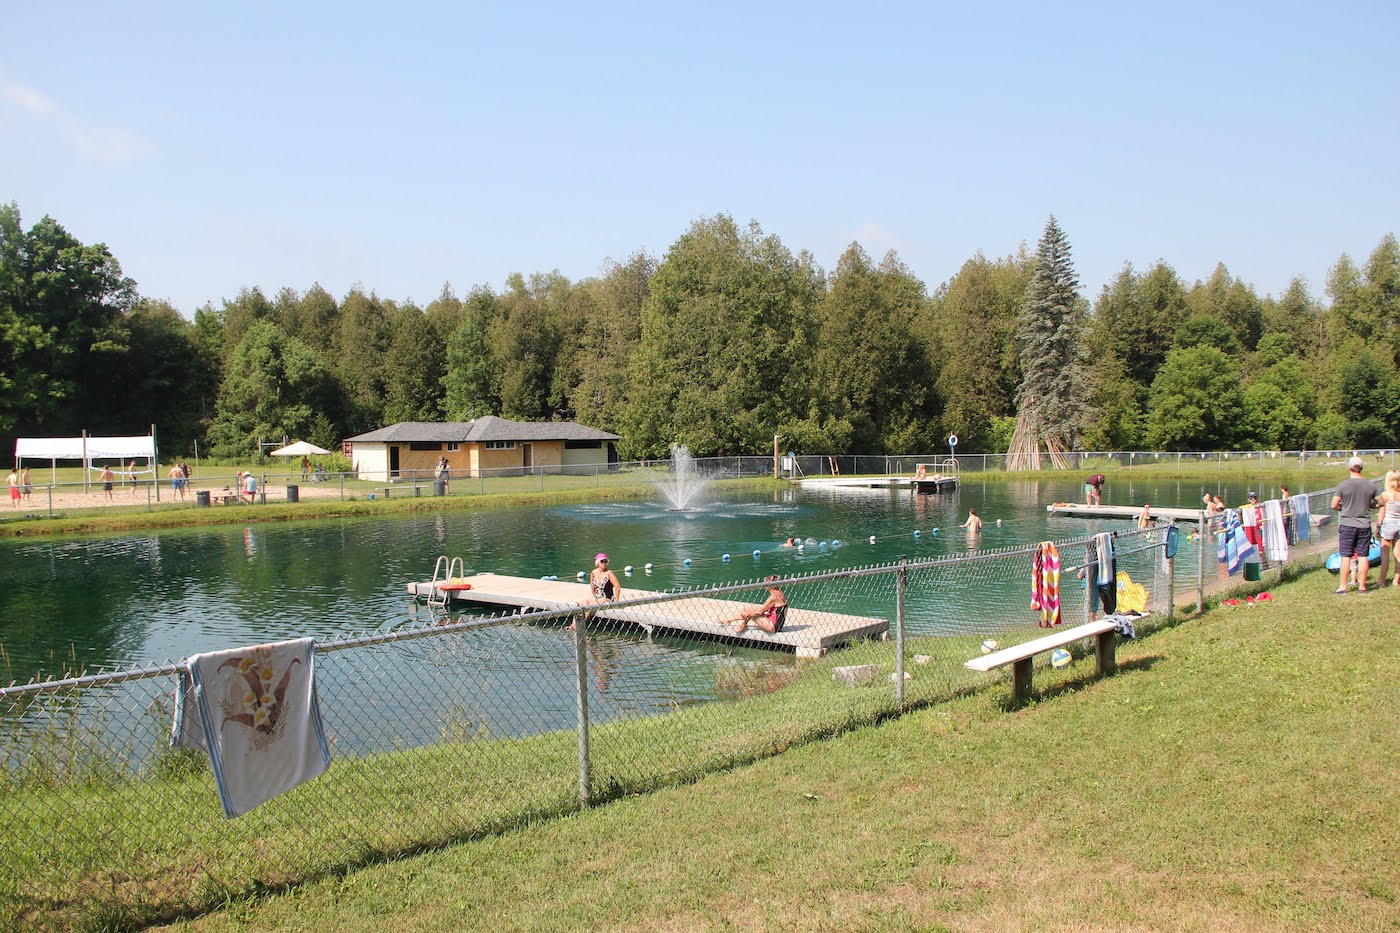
xmin=719 ymin=575 xmax=787 ymax=634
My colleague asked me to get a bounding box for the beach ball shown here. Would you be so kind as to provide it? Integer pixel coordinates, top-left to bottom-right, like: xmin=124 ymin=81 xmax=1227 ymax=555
xmin=980 ymin=639 xmax=998 ymax=654
xmin=1050 ymin=648 xmax=1073 ymax=669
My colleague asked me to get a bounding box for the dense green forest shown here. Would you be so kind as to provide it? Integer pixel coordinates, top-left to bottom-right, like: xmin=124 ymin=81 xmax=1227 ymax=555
xmin=2 ymin=202 xmax=1397 ymax=460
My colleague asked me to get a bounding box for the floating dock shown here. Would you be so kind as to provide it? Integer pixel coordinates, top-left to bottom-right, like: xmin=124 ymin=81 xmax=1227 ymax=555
xmin=798 ymin=476 xmax=958 ymax=493
xmin=406 ymin=573 xmax=889 ymax=658
xmin=1046 ymin=503 xmax=1333 ymax=527
xmin=1046 ymin=503 xmax=1204 ymax=522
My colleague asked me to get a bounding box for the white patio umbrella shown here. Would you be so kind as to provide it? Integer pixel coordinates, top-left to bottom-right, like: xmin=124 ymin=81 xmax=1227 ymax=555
xmin=269 ymin=440 xmax=332 ymax=457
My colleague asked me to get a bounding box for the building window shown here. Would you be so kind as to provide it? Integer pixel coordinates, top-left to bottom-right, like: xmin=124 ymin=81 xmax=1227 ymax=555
xmin=447 ymin=442 xmax=460 ymax=452
xmin=484 ymin=441 xmax=517 ymax=451
xmin=408 ymin=442 xmax=443 ymax=451
xmin=564 ymin=440 xmax=601 ymax=449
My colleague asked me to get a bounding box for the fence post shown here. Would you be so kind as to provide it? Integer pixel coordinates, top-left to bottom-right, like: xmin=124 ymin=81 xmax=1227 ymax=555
xmin=573 ymin=616 xmax=592 ymax=808
xmin=895 ymin=556 xmax=907 ymax=710
xmin=1085 ymin=542 xmax=1096 ymax=621
xmin=1164 ymin=528 xmax=1175 ymax=621
xmin=340 ymin=473 xmax=345 ymax=500
xmin=1196 ymin=510 xmax=1207 ymax=613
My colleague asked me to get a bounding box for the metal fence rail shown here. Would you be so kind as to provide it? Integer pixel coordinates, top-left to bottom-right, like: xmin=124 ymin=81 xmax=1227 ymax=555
xmin=0 ymin=497 xmax=1349 ymax=929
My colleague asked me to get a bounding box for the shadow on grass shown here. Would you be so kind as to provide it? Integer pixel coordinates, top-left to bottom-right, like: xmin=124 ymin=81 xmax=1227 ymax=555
xmin=998 ymin=654 xmax=1166 ymax=712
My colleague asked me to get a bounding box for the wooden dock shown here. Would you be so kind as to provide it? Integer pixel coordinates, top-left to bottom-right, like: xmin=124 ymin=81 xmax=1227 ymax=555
xmin=798 ymin=476 xmax=959 ymax=493
xmin=406 ymin=573 xmax=889 ymax=658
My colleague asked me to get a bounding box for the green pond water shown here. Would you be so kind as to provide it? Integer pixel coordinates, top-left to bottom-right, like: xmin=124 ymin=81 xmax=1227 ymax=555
xmin=0 ymin=474 xmax=1312 ymax=684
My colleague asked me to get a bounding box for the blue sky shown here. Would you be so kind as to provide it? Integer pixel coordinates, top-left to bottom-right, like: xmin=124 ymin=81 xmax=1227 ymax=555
xmin=4 ymin=1 xmax=1397 ymax=314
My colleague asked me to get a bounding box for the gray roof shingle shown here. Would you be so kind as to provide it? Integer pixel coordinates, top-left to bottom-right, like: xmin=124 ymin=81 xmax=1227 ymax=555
xmin=346 ymin=417 xmax=619 ymax=444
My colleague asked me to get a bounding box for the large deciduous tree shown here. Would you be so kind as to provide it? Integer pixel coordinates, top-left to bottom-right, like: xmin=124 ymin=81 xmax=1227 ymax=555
xmin=0 ymin=204 xmax=137 ymax=434
xmin=807 ymin=245 xmax=935 ymax=453
xmin=928 ymin=249 xmax=1032 ymax=452
xmin=206 ymin=322 xmax=337 ymax=457
xmin=625 ymin=215 xmax=819 ymax=457
xmin=1145 ymin=346 xmax=1243 ymax=450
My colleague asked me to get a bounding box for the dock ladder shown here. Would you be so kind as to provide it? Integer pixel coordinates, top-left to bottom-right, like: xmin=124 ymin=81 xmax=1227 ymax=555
xmin=425 ymin=555 xmax=467 ymax=609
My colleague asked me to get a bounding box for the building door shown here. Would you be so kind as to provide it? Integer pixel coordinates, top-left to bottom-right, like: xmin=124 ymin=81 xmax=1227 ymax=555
xmin=521 ymin=443 xmax=533 ymax=474
xmin=389 ymin=446 xmax=400 ymax=479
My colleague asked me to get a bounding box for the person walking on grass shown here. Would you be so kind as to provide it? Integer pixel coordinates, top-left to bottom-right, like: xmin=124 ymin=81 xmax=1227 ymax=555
xmin=1331 ymin=456 xmax=1378 ymax=594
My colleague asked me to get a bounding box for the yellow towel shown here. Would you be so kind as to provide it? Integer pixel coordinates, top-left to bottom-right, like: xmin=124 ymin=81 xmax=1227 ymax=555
xmin=1115 ymin=571 xmax=1148 ymax=614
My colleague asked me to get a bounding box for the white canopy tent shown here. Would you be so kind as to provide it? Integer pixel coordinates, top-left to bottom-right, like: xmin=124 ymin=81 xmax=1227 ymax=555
xmin=269 ymin=440 xmax=331 ymax=457
xmin=14 ymin=431 xmax=159 ymax=491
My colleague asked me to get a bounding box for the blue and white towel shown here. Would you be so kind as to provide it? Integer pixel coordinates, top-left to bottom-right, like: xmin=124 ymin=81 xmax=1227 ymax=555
xmin=1093 ymin=533 xmax=1114 ymax=586
xmin=173 ymin=637 xmax=331 ymax=818
xmin=1290 ymin=494 xmax=1311 ymax=543
xmin=1104 ymin=613 xmax=1137 ymax=639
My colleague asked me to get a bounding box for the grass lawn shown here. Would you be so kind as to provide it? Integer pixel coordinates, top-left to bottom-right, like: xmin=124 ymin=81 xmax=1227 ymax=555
xmin=159 ymin=568 xmax=1398 ymax=932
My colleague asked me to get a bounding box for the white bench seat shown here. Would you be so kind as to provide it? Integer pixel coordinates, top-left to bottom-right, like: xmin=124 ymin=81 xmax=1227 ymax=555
xmin=965 ymin=618 xmax=1120 ymax=702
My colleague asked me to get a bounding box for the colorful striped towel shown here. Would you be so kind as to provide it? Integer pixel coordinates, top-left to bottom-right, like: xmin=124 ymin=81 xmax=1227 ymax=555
xmin=173 ymin=637 xmax=331 ymax=818
xmin=1031 ymin=541 xmax=1062 ymax=627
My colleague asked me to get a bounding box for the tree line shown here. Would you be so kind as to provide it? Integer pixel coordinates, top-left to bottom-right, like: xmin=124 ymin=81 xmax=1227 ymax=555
xmin=2 ymin=202 xmax=1397 ymax=460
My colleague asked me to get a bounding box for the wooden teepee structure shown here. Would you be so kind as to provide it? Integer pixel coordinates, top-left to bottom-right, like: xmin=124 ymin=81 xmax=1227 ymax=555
xmin=1006 ymin=409 xmax=1074 ymax=471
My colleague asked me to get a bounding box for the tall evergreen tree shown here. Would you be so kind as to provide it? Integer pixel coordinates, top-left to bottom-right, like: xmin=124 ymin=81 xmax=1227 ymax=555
xmin=1010 ymin=216 xmax=1090 ymax=461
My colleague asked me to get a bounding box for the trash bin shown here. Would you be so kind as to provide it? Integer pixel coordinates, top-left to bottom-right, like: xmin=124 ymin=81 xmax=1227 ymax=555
xmin=286 ymin=484 xmax=299 ymax=503
xmin=434 ymin=480 xmax=447 ymax=497
xmin=195 ymin=490 xmax=211 ymax=508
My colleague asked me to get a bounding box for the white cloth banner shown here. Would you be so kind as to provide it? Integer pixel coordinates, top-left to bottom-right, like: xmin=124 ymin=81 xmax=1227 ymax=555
xmin=84 ymin=436 xmax=157 ymax=460
xmin=15 ymin=437 xmax=86 ymax=459
xmin=15 ymin=435 xmax=155 ymax=461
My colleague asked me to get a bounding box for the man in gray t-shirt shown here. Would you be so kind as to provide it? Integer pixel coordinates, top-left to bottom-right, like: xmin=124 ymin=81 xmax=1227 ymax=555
xmin=1331 ymin=456 xmax=1379 ymax=593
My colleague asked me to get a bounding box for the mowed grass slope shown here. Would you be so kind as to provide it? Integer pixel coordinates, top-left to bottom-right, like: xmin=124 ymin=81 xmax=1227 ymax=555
xmin=165 ymin=570 xmax=1398 ymax=932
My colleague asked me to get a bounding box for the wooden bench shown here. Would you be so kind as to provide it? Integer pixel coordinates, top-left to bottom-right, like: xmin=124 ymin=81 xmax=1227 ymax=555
xmin=964 ymin=618 xmax=1119 ymax=702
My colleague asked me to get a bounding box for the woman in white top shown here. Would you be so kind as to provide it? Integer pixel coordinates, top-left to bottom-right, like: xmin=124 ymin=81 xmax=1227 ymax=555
xmin=1376 ymin=470 xmax=1400 ymax=587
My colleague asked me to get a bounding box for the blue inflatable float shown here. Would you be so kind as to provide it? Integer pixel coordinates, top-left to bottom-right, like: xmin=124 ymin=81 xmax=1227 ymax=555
xmin=1326 ymin=541 xmax=1382 ymax=572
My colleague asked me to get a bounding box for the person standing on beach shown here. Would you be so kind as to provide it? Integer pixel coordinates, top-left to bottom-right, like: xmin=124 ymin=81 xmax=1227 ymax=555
xmin=6 ymin=468 xmax=18 ymax=508
xmin=127 ymin=460 xmax=139 ymax=496
xmin=20 ymin=467 xmax=32 ymax=502
xmin=100 ymin=465 xmax=115 ymax=502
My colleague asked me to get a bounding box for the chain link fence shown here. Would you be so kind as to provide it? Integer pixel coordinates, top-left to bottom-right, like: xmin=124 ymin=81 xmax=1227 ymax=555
xmin=0 ymin=488 xmax=1356 ymax=928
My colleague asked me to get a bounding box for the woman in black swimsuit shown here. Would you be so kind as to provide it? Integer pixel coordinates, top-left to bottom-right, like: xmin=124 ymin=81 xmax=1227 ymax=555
xmin=571 ymin=553 xmax=622 ymax=632
xmin=720 ymin=575 xmax=788 ymax=634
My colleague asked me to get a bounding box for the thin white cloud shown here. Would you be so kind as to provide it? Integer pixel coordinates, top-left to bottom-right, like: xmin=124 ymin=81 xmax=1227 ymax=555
xmin=0 ymin=72 xmax=153 ymax=162
xmin=2 ymin=80 xmax=56 ymax=114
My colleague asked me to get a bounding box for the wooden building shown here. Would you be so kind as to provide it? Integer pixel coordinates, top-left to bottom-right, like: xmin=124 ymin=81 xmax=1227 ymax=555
xmin=345 ymin=416 xmax=620 ymax=481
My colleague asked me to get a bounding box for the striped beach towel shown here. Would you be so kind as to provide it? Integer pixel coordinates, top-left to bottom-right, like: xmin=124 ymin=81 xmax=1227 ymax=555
xmin=1031 ymin=541 xmax=1062 ymax=627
